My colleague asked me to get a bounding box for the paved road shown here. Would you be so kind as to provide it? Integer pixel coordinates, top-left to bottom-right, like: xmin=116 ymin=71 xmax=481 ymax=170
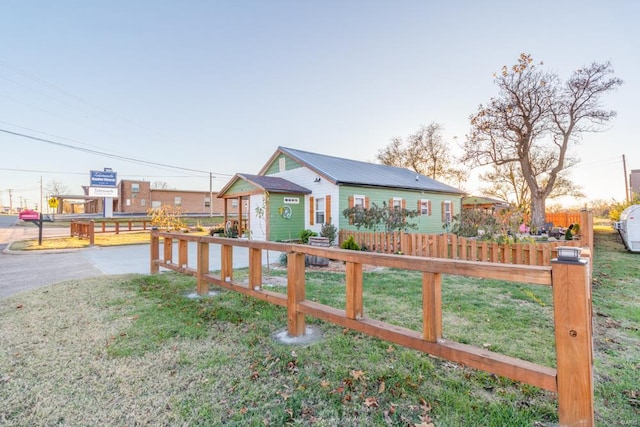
xmin=0 ymin=217 xmax=282 ymax=298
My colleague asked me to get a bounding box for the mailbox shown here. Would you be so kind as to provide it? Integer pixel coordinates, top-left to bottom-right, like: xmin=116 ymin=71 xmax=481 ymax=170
xmin=18 ymin=210 xmax=40 ymax=221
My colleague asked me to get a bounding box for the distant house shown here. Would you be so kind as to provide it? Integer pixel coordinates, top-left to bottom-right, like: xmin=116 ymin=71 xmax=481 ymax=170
xmin=462 ymin=196 xmax=510 ymax=212
xmin=217 ymin=146 xmax=465 ymax=241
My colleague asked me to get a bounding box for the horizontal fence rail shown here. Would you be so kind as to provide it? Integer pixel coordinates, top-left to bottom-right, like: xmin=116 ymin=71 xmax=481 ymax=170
xmin=150 ymin=231 xmax=594 ymax=426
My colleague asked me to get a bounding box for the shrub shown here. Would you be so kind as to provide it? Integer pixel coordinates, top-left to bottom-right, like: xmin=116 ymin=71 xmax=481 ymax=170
xmin=341 ymin=235 xmax=360 ymax=251
xmin=147 ymin=206 xmax=186 ymax=231
xmin=564 ymin=228 xmax=573 ymax=241
xmin=299 ymin=229 xmax=318 ymax=244
xmin=209 ymin=224 xmax=225 ymax=235
xmin=320 ymin=223 xmax=337 ymax=245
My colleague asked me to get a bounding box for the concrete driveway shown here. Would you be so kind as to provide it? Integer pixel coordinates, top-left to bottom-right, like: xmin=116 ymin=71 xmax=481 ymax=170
xmin=0 ymin=221 xmax=282 ymax=298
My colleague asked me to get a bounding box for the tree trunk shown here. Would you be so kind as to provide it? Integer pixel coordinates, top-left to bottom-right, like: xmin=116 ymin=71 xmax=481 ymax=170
xmin=530 ymin=194 xmax=546 ymax=229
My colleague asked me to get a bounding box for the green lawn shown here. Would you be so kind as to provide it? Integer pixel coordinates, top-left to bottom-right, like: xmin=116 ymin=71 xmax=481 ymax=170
xmin=0 ymin=229 xmax=637 ymax=426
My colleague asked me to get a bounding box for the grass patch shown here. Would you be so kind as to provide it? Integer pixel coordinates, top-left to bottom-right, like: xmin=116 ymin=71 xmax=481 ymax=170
xmin=1 ymin=230 xmax=638 ymax=425
xmin=8 ymin=231 xmax=213 ymax=251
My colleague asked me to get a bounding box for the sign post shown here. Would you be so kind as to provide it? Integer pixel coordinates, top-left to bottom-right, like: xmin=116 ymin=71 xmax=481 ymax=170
xmin=90 ymin=169 xmax=117 ymax=218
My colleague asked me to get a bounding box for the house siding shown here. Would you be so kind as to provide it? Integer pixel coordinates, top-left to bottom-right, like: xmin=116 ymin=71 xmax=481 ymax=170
xmin=226 ymin=179 xmax=259 ymax=194
xmin=248 ymin=193 xmax=267 ymax=240
xmin=338 ymin=185 xmax=461 ymax=234
xmin=265 ymin=164 xmax=340 ymax=236
xmin=268 ymin=193 xmax=306 ymax=241
xmin=263 ymin=154 xmax=303 ymax=175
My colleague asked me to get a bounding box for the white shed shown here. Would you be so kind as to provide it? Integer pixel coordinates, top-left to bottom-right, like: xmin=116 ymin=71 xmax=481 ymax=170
xmin=614 ymin=204 xmax=640 ymax=252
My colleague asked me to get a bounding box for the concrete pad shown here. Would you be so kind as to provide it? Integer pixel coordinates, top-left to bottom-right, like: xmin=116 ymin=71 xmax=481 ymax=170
xmin=273 ymin=326 xmax=323 ymax=345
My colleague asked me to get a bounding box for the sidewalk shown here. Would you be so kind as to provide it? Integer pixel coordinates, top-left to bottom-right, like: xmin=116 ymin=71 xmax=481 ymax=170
xmin=0 ymin=224 xmax=282 ymax=298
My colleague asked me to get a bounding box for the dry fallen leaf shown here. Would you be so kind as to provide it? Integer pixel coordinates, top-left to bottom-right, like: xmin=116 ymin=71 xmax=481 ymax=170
xmin=351 ymin=370 xmax=366 ymax=380
xmin=364 ymin=397 xmax=379 ymax=408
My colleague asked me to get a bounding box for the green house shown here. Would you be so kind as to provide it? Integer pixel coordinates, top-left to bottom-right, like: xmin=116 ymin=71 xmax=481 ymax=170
xmin=217 ymin=146 xmax=465 ymax=241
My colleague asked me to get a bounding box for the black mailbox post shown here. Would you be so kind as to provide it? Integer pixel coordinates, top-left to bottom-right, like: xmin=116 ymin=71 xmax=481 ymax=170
xmin=18 ymin=210 xmax=54 ymax=245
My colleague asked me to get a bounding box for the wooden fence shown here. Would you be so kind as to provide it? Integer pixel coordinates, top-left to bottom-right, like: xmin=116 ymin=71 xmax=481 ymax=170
xmin=95 ymin=220 xmax=151 ymax=234
xmin=70 ymin=219 xmax=151 ymax=244
xmin=70 ymin=220 xmax=95 ymax=245
xmin=150 ymin=232 xmax=594 ymax=426
xmin=545 ymin=211 xmax=583 ymax=228
xmin=339 ymin=210 xmax=594 ymax=267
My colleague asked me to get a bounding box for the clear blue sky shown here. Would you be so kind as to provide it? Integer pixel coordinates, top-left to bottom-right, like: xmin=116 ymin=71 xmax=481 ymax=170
xmin=1 ymin=1 xmax=638 ymax=210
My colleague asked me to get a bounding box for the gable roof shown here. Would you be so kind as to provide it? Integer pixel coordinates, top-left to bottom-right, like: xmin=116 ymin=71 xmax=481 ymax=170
xmin=217 ymin=173 xmax=311 ymax=197
xmin=262 ymin=146 xmax=465 ymax=195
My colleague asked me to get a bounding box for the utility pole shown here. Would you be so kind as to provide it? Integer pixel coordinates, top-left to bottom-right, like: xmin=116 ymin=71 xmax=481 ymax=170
xmin=623 ymin=154 xmax=629 ymax=203
xmin=8 ymin=189 xmax=12 ymax=213
xmin=209 ymin=172 xmax=214 ymax=217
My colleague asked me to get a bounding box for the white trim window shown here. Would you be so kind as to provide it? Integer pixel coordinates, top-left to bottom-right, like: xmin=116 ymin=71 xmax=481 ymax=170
xmin=354 ymin=195 xmax=366 ymax=208
xmin=392 ymin=197 xmax=403 ymax=210
xmin=174 ymin=196 xmax=182 ymax=206
xmin=442 ymin=200 xmax=453 ymax=223
xmin=419 ymin=199 xmax=431 ymax=216
xmin=315 ymin=197 xmax=325 ymax=225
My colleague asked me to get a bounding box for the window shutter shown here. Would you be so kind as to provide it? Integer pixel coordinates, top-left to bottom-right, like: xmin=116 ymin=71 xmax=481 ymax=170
xmin=417 ymin=200 xmax=422 ymax=215
xmin=365 ymin=197 xmax=370 ymax=208
xmin=389 ymin=198 xmax=393 ymax=208
xmin=441 ymin=201 xmax=445 ymax=222
xmin=348 ymin=196 xmax=354 ymax=208
xmin=309 ymin=196 xmax=315 ymax=225
xmin=401 ymin=199 xmax=406 ymax=209
xmin=325 ymin=195 xmax=331 ymax=224
xmin=428 ymin=200 xmax=432 ymax=216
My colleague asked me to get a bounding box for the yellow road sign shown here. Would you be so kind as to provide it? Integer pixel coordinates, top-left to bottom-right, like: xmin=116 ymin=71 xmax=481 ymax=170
xmin=48 ymin=197 xmax=59 ymax=209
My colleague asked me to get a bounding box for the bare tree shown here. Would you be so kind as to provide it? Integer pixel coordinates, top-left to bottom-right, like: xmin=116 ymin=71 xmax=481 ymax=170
xmin=462 ymin=53 xmax=622 ymax=228
xmin=480 ymin=157 xmax=585 ymax=215
xmin=45 ymin=179 xmax=70 ymax=196
xmin=377 ymin=123 xmax=467 ymax=187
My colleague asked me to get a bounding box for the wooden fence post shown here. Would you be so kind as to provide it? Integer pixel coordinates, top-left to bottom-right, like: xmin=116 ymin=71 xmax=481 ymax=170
xmin=580 ymin=209 xmax=594 ymax=256
xmin=345 ymin=262 xmax=363 ymax=319
xmin=150 ymin=232 xmax=159 ymax=274
xmin=249 ymin=247 xmax=262 ymax=290
xmin=551 ymin=258 xmax=594 ymax=426
xmin=88 ymin=220 xmax=95 ymax=246
xmin=287 ymin=252 xmax=306 ymax=337
xmin=178 ymin=239 xmax=188 ymax=267
xmin=197 ymin=240 xmax=209 ymax=296
xmin=221 ymin=244 xmax=233 ymax=282
xmin=164 ymin=237 xmax=173 ymax=264
xmin=423 ymin=272 xmax=442 ymax=342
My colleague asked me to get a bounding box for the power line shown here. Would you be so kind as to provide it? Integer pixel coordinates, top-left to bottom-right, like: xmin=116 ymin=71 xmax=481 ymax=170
xmin=0 ymin=127 xmax=232 ymax=176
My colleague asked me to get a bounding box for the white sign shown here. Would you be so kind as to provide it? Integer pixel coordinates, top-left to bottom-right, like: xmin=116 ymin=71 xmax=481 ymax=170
xmin=89 ymin=187 xmax=119 ymax=197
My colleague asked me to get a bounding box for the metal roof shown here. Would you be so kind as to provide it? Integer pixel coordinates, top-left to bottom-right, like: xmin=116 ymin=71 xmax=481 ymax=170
xmin=217 ymin=173 xmax=311 ymax=197
xmin=239 ymin=173 xmax=311 ymax=194
xmin=277 ymin=146 xmax=465 ymax=194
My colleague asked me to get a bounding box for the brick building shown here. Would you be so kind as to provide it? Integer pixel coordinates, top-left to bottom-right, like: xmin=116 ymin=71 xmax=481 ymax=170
xmin=115 ymin=180 xmax=231 ymax=215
